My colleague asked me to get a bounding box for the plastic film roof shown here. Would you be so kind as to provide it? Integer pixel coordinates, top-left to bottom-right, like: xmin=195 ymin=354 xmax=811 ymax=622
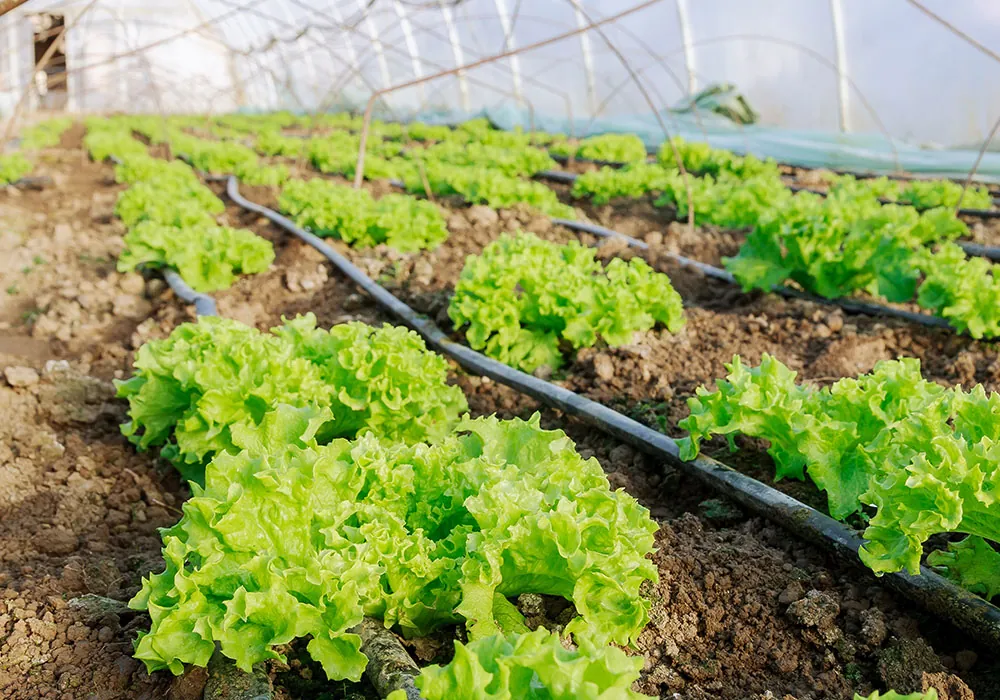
xmin=3 ymin=1 xmax=1000 ymax=173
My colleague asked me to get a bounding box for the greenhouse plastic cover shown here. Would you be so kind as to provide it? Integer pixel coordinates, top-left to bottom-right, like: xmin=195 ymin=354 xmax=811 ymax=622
xmin=6 ymin=0 xmax=1000 ymax=179
xmin=400 ymin=103 xmax=1000 ymax=182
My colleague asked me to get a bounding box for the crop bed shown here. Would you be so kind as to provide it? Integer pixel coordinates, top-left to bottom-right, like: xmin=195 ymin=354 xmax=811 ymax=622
xmin=0 ymin=119 xmax=998 ymax=700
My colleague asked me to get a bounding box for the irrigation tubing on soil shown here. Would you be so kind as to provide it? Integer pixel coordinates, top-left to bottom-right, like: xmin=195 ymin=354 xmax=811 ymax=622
xmin=225 ymin=174 xmax=1000 ymax=651
xmin=538 ymin=169 xmax=1000 ymax=264
xmin=161 ymin=269 xmax=217 ymax=317
xmin=550 ymin=218 xmax=954 ymax=330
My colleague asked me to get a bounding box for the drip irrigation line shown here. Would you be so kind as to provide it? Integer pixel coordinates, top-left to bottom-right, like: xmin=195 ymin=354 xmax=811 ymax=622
xmin=539 ymin=171 xmax=1000 ymax=264
xmin=161 ymin=269 xmax=218 ymax=317
xmin=225 ymin=175 xmax=1000 ymax=651
xmin=534 ymin=169 xmax=578 ymax=185
xmin=956 ymin=241 xmax=1000 ymax=262
xmin=552 ymin=218 xmax=952 ymax=330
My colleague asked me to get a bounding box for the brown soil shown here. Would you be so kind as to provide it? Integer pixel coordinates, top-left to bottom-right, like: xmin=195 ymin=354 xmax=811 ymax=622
xmin=0 ymin=128 xmax=997 ymax=699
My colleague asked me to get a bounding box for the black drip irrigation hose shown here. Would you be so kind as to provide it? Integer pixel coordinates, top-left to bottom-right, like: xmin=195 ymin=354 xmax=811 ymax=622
xmin=161 ymin=269 xmax=217 ymax=317
xmin=225 ymin=175 xmax=1000 ymax=651
xmin=551 ymin=218 xmax=952 ymax=331
xmin=540 ymin=170 xmax=1000 ymax=266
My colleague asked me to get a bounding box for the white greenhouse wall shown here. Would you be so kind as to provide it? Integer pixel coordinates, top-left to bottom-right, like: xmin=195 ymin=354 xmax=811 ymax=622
xmin=1 ymin=0 xmax=1000 ymax=148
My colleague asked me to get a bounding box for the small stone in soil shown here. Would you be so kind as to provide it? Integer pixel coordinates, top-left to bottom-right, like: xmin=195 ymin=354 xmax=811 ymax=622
xmin=37 ymin=528 xmax=79 ymax=555
xmin=593 ymin=353 xmax=615 ymax=380
xmin=4 ymin=366 xmax=39 ymax=387
xmin=786 ymin=590 xmax=839 ymax=629
xmin=859 ymin=608 xmax=887 ymax=646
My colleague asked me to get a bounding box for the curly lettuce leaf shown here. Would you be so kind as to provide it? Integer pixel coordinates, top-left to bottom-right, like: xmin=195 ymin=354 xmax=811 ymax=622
xmin=915 ymin=242 xmax=1000 ymax=339
xmin=130 ymin=415 xmax=657 ymax=679
xmin=19 ymin=117 xmax=72 ymax=150
xmin=388 ymin=629 xmax=652 ymax=700
xmin=400 ymin=161 xmax=576 ymax=218
xmin=854 ymin=692 xmax=938 ymax=700
xmin=572 ymin=164 xmax=678 ymax=205
xmin=0 ymin=153 xmax=32 ymax=185
xmin=926 ymin=535 xmax=1000 ymax=601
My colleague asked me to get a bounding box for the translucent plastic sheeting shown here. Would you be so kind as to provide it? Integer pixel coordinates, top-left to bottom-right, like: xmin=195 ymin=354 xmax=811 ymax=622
xmin=5 ymin=0 xmax=1000 ymax=178
xmin=404 ymin=103 xmax=1000 ymax=182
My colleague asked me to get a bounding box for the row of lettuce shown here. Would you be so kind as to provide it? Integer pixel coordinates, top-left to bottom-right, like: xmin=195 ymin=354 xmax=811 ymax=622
xmin=83 ymin=116 xmax=986 ymax=697
xmin=85 ymin=118 xmax=275 ymax=292
xmin=117 ymin=312 xmax=957 ymax=699
xmin=572 ymin=145 xmax=1000 ymax=339
xmin=0 ymin=117 xmax=74 ymax=184
xmin=197 ymin=109 xmax=994 ymax=213
xmin=85 ymin=116 xmax=665 ymax=695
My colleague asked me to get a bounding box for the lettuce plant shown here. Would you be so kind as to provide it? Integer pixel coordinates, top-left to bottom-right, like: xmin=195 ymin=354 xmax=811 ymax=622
xmin=114 ymin=177 xmax=225 ymax=228
xmin=406 ymin=122 xmax=454 ymax=142
xmin=19 ymin=117 xmax=73 ymax=150
xmin=449 ymin=233 xmax=685 ymax=373
xmin=915 ymin=242 xmax=1000 ymax=339
xmin=114 ymin=154 xmax=199 ymax=185
xmin=572 ymin=163 xmax=678 ymax=205
xmin=255 ymin=128 xmax=306 ymax=157
xmin=724 ymin=192 xmax=969 ymax=301
xmin=117 ymin=221 xmax=274 ymax=293
xmin=679 ymin=355 xmax=1000 ymax=579
xmin=83 ymin=124 xmax=149 ymax=162
xmin=898 ymin=179 xmax=992 ymax=210
xmin=279 ymin=178 xmax=449 ymax=252
xmin=400 ymin=162 xmax=576 ymax=218
xmin=117 ymin=314 xmax=467 ymax=481
xmin=552 ymin=133 xmax=648 ymax=164
xmin=388 ymin=629 xmax=652 ymax=700
xmin=0 ymin=153 xmax=31 ymax=184
xmin=412 ymin=140 xmax=556 ymax=177
xmin=129 ymin=414 xmax=657 ymax=680
xmin=656 ymin=137 xmax=779 ymax=179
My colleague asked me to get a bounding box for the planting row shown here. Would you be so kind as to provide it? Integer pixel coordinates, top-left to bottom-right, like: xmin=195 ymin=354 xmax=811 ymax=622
xmin=85 ymin=120 xmax=667 ymax=697
xmin=84 ymin=119 xmax=274 ymax=292
xmin=0 ymin=116 xmax=73 ymax=184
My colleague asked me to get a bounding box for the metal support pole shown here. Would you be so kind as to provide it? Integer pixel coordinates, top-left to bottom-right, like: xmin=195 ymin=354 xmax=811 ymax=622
xmin=493 ymin=0 xmax=523 ymax=103
xmin=393 ymin=0 xmax=426 ymax=105
xmin=675 ymin=0 xmax=696 ymax=94
xmin=568 ymin=0 xmax=597 ymax=116
xmin=829 ymin=0 xmax=850 ymax=132
xmin=438 ymin=0 xmax=469 ymax=111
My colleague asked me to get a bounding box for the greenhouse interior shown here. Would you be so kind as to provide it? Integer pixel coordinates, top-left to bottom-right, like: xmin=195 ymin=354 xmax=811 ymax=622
xmin=1 ymin=1 xmax=1000 ymax=698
